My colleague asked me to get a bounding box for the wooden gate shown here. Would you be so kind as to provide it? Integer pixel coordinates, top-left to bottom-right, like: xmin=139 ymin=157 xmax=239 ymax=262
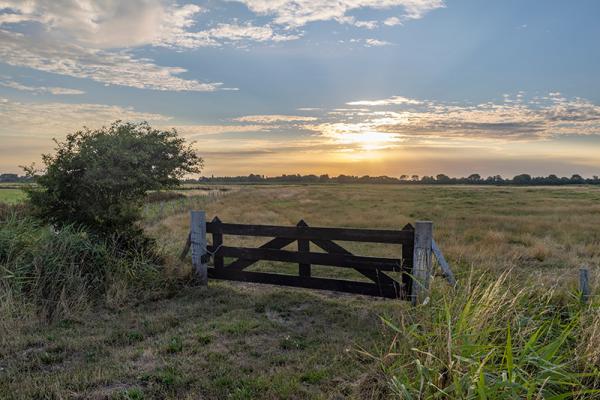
xmin=182 ymin=212 xmax=435 ymax=301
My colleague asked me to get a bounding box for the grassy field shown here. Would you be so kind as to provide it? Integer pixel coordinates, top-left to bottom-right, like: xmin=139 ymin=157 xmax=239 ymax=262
xmin=0 ymin=188 xmax=26 ymax=204
xmin=1 ymin=185 xmax=599 ymax=399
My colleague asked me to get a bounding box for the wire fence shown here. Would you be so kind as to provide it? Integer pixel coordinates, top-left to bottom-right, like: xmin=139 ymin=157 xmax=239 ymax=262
xmin=142 ymin=190 xmax=228 ymax=225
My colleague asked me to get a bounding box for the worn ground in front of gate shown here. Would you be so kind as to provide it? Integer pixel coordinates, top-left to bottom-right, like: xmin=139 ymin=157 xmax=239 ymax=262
xmin=2 ymin=184 xmax=600 ymax=399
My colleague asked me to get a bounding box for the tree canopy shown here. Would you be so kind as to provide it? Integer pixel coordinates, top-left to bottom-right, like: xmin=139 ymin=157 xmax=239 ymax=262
xmin=25 ymin=121 xmax=202 ymax=242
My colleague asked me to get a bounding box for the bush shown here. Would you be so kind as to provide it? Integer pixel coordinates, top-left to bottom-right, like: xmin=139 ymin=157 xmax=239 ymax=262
xmin=24 ymin=121 xmax=202 ymax=245
xmin=0 ymin=213 xmax=163 ymax=321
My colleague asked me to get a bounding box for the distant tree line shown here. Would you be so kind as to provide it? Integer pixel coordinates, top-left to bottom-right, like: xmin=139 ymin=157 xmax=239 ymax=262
xmin=193 ymin=173 xmax=600 ymax=185
xmin=4 ymin=171 xmax=600 ymax=186
xmin=0 ymin=173 xmax=33 ymax=183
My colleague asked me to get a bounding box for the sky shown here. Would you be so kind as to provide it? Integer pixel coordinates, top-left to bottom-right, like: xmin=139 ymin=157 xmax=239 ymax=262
xmin=1 ymin=0 xmax=600 ymax=178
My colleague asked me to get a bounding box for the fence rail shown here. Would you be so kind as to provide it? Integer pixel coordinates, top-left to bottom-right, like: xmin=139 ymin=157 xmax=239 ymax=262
xmin=206 ymin=221 xmax=414 ymax=244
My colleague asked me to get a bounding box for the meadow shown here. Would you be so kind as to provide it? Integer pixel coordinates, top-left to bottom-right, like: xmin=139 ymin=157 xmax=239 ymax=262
xmin=0 ymin=187 xmax=26 ymax=204
xmin=1 ymin=184 xmax=599 ymax=399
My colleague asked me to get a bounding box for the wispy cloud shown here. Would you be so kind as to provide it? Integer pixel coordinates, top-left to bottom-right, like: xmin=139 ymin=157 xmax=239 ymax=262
xmin=0 ymin=0 xmax=444 ymax=94
xmin=0 ymin=79 xmax=85 ymax=95
xmin=364 ymin=38 xmax=393 ymax=47
xmin=0 ymin=98 xmax=170 ymax=137
xmin=312 ymin=93 xmax=600 ymax=150
xmin=347 ymin=96 xmax=423 ymax=106
xmin=234 ymin=115 xmax=319 ymax=123
xmin=0 ymin=30 xmax=221 ymax=91
xmin=157 ymin=22 xmax=302 ymax=49
xmin=234 ymin=0 xmax=445 ymax=28
xmin=383 ymin=17 xmax=402 ymax=26
xmin=172 ymin=124 xmax=272 ymax=138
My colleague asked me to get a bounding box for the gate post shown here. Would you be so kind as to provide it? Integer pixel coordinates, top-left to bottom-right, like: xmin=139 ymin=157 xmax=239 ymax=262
xmin=580 ymin=267 xmax=590 ymax=304
xmin=411 ymin=221 xmax=433 ymax=305
xmin=297 ymin=220 xmax=311 ymax=277
xmin=191 ymin=210 xmax=208 ymax=285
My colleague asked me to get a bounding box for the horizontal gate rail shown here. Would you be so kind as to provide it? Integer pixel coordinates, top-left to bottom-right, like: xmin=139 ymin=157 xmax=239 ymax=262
xmin=207 ymin=245 xmax=402 ymax=271
xmin=206 ymin=221 xmax=413 ymax=244
xmin=207 ymin=269 xmax=400 ymax=298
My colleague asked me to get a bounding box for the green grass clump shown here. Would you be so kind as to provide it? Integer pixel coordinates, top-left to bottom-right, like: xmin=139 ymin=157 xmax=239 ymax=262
xmin=164 ymin=336 xmax=184 ymax=353
xmin=371 ymin=272 xmax=600 ymax=398
xmin=0 ymin=212 xmax=164 ymax=324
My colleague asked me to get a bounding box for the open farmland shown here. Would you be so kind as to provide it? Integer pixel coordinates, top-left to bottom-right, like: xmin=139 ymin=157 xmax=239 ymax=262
xmin=1 ymin=184 xmax=599 ymax=399
xmin=150 ymin=184 xmax=600 ymax=286
xmin=0 ymin=187 xmax=26 ymax=204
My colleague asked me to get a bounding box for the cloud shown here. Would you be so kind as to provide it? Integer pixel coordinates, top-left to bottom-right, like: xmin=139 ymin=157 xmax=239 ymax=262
xmin=347 ymin=96 xmax=423 ymax=106
xmin=204 ymin=23 xmax=301 ymax=43
xmin=0 ymin=79 xmax=85 ymax=95
xmin=298 ymin=93 xmax=600 ymax=154
xmin=354 ymin=20 xmax=379 ymax=29
xmin=306 ymin=121 xmax=404 ymax=151
xmin=383 ymin=17 xmax=402 ymax=26
xmin=348 ymin=38 xmax=393 ymax=47
xmin=156 ymin=22 xmax=302 ymax=49
xmin=0 ymin=0 xmax=204 ymax=49
xmin=0 ymin=1 xmax=302 ymax=49
xmin=0 ymin=98 xmax=170 ymax=137
xmin=0 ymin=1 xmax=306 ymax=92
xmin=171 ymin=124 xmax=272 ymax=138
xmin=364 ymin=38 xmax=392 ymax=47
xmin=0 ymin=29 xmax=221 ymax=91
xmin=233 ymin=0 xmax=445 ymax=28
xmin=234 ymin=114 xmax=319 ymax=123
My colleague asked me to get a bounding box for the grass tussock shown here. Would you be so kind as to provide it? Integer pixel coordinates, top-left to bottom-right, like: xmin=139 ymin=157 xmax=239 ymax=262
xmin=367 ymin=271 xmax=600 ymax=398
xmin=0 ymin=210 xmax=168 ymax=329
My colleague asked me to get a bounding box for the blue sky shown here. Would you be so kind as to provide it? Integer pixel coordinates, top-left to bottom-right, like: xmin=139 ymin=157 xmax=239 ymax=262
xmin=1 ymin=0 xmax=600 ymax=177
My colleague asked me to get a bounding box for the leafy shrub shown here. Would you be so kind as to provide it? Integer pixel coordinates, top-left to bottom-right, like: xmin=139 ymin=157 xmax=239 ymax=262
xmin=24 ymin=121 xmax=202 ymax=245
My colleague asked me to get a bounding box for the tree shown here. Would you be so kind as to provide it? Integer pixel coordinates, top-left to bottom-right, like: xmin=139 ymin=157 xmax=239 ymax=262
xmin=512 ymin=174 xmax=532 ymax=185
xmin=467 ymin=173 xmax=481 ymax=183
xmin=436 ymin=174 xmax=451 ymax=183
xmin=25 ymin=121 xmax=202 ymax=244
xmin=570 ymin=174 xmax=585 ymax=184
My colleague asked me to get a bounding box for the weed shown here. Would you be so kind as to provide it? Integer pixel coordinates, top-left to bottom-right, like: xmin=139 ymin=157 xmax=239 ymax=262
xmin=165 ymin=336 xmax=183 ymax=353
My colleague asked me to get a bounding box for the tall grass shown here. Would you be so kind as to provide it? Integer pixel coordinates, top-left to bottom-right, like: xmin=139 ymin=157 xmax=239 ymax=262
xmin=0 ymin=210 xmax=166 ymax=329
xmin=368 ymin=272 xmax=600 ymax=398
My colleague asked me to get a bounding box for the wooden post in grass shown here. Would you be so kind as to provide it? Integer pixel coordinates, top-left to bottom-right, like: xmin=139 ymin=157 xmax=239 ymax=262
xmin=432 ymin=239 xmax=457 ymax=287
xmin=212 ymin=216 xmax=224 ymax=269
xmin=580 ymin=267 xmax=590 ymax=304
xmin=191 ymin=210 xmax=208 ymax=285
xmin=411 ymin=221 xmax=433 ymax=306
xmin=297 ymin=220 xmax=311 ymax=277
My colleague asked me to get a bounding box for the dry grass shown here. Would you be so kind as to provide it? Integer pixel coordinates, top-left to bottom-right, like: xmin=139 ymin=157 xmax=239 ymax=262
xmin=149 ymin=184 xmax=600 ymax=288
xmin=1 ymin=184 xmax=599 ymax=398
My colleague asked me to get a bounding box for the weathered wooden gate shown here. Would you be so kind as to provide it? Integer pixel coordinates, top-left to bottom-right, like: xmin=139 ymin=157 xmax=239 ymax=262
xmin=182 ymin=211 xmax=435 ymax=302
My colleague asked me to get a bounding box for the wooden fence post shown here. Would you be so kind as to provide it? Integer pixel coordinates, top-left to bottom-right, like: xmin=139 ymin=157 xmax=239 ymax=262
xmin=580 ymin=267 xmax=590 ymax=304
xmin=297 ymin=220 xmax=311 ymax=277
xmin=432 ymin=239 xmax=457 ymax=287
xmin=411 ymin=221 xmax=433 ymax=305
xmin=212 ymin=216 xmax=224 ymax=269
xmin=191 ymin=210 xmax=208 ymax=285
